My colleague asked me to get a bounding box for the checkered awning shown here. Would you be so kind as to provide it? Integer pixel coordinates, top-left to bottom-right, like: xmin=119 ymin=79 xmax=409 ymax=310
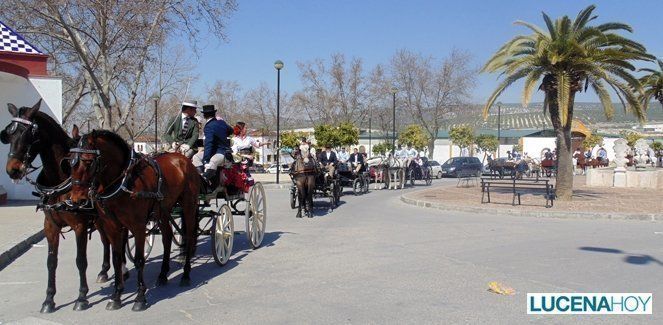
xmin=0 ymin=20 xmax=42 ymax=54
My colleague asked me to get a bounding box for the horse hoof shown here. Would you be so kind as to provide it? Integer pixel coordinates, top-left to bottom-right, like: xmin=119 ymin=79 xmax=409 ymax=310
xmin=179 ymin=278 xmax=191 ymax=287
xmin=105 ymin=300 xmax=122 ymax=311
xmin=40 ymin=302 xmax=56 ymax=314
xmin=96 ymin=273 xmax=109 ymax=283
xmin=156 ymin=275 xmax=168 ymax=286
xmin=131 ymin=301 xmax=148 ymax=312
xmin=73 ymin=299 xmax=89 ymax=311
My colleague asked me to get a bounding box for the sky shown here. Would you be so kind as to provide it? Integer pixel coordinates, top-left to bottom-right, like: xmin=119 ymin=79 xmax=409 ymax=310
xmin=183 ymin=0 xmax=663 ymax=104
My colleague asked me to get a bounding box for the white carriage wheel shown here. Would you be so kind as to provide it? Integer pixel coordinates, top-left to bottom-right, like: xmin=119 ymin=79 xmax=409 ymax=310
xmin=245 ymin=182 xmax=266 ymax=249
xmin=125 ymin=220 xmax=156 ymax=263
xmin=212 ymin=204 xmax=234 ymax=266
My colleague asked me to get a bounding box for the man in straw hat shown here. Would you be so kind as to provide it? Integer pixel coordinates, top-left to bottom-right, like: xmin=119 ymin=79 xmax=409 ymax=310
xmin=192 ymin=104 xmax=234 ymax=187
xmin=163 ymin=100 xmax=200 ymax=158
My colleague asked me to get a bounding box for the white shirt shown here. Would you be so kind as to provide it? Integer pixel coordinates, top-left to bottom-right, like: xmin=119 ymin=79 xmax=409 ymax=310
xmin=406 ymin=148 xmax=417 ymax=158
xmin=181 ymin=113 xmax=191 ymax=129
xmin=232 ymin=135 xmax=259 ymax=152
xmin=338 ymin=150 xmax=349 ymax=162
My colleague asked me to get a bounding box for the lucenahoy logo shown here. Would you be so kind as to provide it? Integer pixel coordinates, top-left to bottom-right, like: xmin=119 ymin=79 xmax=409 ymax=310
xmin=527 ymin=293 xmax=652 ymax=315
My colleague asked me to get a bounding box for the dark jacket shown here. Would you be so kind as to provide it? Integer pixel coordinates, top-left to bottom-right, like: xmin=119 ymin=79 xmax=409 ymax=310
xmin=349 ymin=153 xmax=365 ymax=165
xmin=318 ymin=150 xmax=338 ymax=166
xmin=203 ymin=118 xmax=233 ymax=163
xmin=163 ymin=114 xmax=199 ymax=148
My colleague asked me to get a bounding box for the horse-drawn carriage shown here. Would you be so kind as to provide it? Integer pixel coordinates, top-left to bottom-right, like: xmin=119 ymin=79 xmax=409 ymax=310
xmin=337 ymin=162 xmax=370 ymax=195
xmin=487 ymin=156 xmax=541 ymax=180
xmin=288 ymin=150 xmax=342 ymax=218
xmin=404 ymin=157 xmax=432 ymax=186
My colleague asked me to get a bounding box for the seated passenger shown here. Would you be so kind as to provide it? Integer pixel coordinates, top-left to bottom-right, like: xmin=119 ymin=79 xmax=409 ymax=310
xmin=349 ymin=147 xmax=365 ymax=174
xmin=163 ymin=100 xmax=200 ymax=158
xmin=192 ymin=105 xmax=233 ymax=187
xmin=318 ymin=144 xmax=338 ymax=179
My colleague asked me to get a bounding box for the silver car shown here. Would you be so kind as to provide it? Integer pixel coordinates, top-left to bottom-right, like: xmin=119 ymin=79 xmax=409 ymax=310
xmin=428 ymin=160 xmax=443 ymax=179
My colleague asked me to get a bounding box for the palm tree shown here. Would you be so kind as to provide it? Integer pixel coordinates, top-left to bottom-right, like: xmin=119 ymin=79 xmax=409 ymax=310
xmin=640 ymin=59 xmax=663 ymax=110
xmin=482 ymin=5 xmax=653 ymax=200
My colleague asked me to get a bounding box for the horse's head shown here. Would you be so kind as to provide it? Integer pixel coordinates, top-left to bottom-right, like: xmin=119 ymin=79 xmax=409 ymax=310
xmin=68 ymin=127 xmax=100 ymax=206
xmin=2 ymin=100 xmax=42 ymax=180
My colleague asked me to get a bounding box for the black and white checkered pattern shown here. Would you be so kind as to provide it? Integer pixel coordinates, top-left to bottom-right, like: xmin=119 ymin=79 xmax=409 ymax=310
xmin=0 ymin=20 xmax=42 ymax=54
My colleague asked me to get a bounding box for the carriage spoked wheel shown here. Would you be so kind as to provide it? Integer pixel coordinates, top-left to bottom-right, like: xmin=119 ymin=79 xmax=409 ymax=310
xmin=362 ymin=174 xmax=370 ymax=193
xmin=125 ymin=220 xmax=156 ymax=263
xmin=408 ymin=169 xmax=415 ymax=186
xmin=211 ymin=204 xmax=234 ymax=266
xmin=172 ymin=216 xmax=184 ymax=247
xmin=245 ymin=182 xmax=266 ymax=249
xmin=352 ymin=178 xmax=363 ymax=196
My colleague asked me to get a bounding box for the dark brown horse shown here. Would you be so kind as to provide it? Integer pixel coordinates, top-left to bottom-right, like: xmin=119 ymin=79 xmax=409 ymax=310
xmin=67 ymin=129 xmax=199 ymax=311
xmin=1 ymin=101 xmax=115 ymax=313
xmin=290 ymin=148 xmax=316 ymax=218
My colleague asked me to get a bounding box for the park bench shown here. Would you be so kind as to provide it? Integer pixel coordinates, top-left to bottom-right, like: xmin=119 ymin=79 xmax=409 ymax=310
xmin=480 ymin=178 xmax=555 ymax=208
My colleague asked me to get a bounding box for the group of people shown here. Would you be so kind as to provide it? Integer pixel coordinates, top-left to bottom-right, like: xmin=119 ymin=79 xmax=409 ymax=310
xmin=162 ymin=100 xmax=268 ymax=187
xmin=573 ymin=147 xmax=609 ymax=162
xmin=298 ymin=141 xmax=367 ymax=179
xmin=393 ymin=144 xmax=425 ymax=168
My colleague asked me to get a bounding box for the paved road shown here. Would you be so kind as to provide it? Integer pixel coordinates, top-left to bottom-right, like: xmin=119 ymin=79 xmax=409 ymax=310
xmin=0 ymin=178 xmax=662 ymax=324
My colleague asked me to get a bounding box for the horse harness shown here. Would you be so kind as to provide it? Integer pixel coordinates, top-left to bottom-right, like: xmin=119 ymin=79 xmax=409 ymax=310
xmin=2 ymin=117 xmax=41 ymax=177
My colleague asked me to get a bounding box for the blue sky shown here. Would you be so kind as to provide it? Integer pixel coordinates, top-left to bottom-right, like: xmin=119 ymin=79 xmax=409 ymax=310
xmin=185 ymin=0 xmax=663 ymax=104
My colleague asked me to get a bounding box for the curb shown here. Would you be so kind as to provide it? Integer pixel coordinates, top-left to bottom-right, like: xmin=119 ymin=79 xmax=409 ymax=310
xmin=0 ymin=229 xmax=44 ymax=271
xmin=400 ymin=192 xmax=663 ymax=222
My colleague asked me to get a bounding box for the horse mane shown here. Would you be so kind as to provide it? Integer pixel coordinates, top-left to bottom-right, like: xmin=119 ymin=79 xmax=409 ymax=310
xmin=32 ymin=111 xmax=73 ymax=146
xmin=91 ymin=129 xmax=131 ymax=162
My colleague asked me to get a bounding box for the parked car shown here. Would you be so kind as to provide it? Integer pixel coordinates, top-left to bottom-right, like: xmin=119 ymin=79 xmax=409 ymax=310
xmin=440 ymin=157 xmax=483 ymax=178
xmin=250 ymin=164 xmax=266 ymax=173
xmin=266 ymin=164 xmax=290 ymax=174
xmin=428 ymin=160 xmax=443 ymax=178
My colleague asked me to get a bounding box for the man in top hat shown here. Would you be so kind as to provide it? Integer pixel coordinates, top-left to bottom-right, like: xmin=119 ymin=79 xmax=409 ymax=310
xmin=192 ymin=104 xmax=234 ymax=187
xmin=163 ymin=100 xmax=200 ymax=158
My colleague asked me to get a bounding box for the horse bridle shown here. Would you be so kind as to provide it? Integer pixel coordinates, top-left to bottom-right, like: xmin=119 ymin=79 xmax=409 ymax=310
xmin=1 ymin=117 xmax=41 ymax=179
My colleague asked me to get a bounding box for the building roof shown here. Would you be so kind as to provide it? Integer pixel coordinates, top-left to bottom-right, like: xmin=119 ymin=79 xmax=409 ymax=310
xmin=0 ymin=20 xmax=42 ymax=54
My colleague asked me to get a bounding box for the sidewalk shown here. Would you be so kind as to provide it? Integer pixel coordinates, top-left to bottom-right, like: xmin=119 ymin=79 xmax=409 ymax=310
xmin=0 ymin=201 xmax=44 ymax=270
xmin=401 ymin=176 xmax=663 ymax=221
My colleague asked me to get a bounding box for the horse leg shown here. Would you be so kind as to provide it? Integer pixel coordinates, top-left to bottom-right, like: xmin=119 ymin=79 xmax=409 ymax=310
xmin=180 ymin=194 xmax=198 ymax=287
xmin=157 ymin=209 xmax=172 ymax=286
xmin=130 ymin=228 xmax=148 ymax=311
xmin=307 ymin=176 xmax=315 ymax=218
xmin=296 ymin=180 xmax=304 ymax=218
xmin=106 ymin=230 xmax=125 ymax=311
xmin=96 ymin=226 xmax=111 ymax=283
xmin=73 ymin=225 xmax=90 ymax=311
xmin=40 ymin=219 xmax=59 ymax=313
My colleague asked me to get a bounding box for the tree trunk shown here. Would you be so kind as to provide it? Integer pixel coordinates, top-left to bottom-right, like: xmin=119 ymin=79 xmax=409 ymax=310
xmin=547 ymin=90 xmax=576 ymax=201
xmin=427 ymin=139 xmax=435 ymax=159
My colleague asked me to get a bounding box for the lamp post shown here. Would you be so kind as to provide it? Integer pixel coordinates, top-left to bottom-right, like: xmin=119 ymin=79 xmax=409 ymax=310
xmin=496 ymin=101 xmax=502 ymax=158
xmin=274 ymin=60 xmax=284 ymax=184
xmin=152 ymin=95 xmax=160 ymax=153
xmin=368 ymin=115 xmax=372 ymax=158
xmin=390 ymin=86 xmax=397 ymax=156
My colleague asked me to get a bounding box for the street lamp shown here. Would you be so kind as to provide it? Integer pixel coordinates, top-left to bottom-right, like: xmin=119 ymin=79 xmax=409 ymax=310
xmin=151 ymin=95 xmax=160 ymax=153
xmin=496 ymin=101 xmax=502 ymax=158
xmin=274 ymin=60 xmax=284 ymax=184
xmin=390 ymin=86 xmax=397 ymax=156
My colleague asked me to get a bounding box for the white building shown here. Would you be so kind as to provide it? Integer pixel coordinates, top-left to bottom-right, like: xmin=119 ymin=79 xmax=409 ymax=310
xmin=1 ymin=20 xmax=62 ymax=200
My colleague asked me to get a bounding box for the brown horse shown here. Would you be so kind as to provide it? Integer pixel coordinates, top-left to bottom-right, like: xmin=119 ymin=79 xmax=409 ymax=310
xmin=1 ymin=101 xmax=115 ymax=313
xmin=67 ymin=129 xmax=199 ymax=311
xmin=290 ymin=148 xmax=316 ymax=218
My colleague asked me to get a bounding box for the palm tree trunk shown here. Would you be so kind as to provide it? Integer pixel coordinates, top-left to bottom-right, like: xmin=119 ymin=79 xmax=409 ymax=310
xmin=547 ymin=91 xmax=576 ymax=201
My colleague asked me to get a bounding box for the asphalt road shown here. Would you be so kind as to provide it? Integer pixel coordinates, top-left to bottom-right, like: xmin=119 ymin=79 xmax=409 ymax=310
xmin=0 ymin=178 xmax=662 ymax=324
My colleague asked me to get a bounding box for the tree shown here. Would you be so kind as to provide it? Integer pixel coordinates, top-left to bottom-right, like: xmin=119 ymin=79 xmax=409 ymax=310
xmin=0 ymin=0 xmax=237 ymax=131
xmin=583 ymin=134 xmax=604 ymax=150
xmin=640 ymin=59 xmax=663 ymax=111
xmin=337 ymin=122 xmax=360 ymax=147
xmin=449 ymin=125 xmax=475 ymax=152
xmin=475 ymin=134 xmax=499 ymax=163
xmin=481 ymin=5 xmax=652 ymax=200
xmin=280 ymin=131 xmax=305 ymax=150
xmin=620 ymin=130 xmax=644 ymax=147
xmin=313 ymin=122 xmax=359 ymax=148
xmin=372 ymin=142 xmax=393 ymax=156
xmin=398 ymin=125 xmax=429 ymax=150
xmin=392 ymin=49 xmax=476 ymax=159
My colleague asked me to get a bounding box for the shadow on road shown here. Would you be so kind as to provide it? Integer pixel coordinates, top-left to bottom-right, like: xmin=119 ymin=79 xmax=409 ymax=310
xmin=579 ymin=246 xmax=663 ymax=267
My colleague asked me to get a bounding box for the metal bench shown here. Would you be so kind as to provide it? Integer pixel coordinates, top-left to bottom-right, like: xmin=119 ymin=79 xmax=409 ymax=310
xmin=480 ymin=178 xmax=555 ymax=208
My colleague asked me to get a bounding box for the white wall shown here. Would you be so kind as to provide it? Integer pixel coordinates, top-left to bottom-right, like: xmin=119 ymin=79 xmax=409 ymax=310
xmin=522 ymin=137 xmax=556 ymax=160
xmin=0 ymin=72 xmax=62 ymax=200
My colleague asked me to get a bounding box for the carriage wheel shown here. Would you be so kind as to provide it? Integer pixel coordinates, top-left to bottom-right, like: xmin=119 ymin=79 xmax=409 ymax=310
xmin=125 ymin=220 xmax=156 ymax=263
xmin=245 ymin=182 xmax=266 ymax=249
xmin=289 ymin=187 xmax=297 ymax=209
xmin=408 ymin=169 xmax=415 ymax=186
xmin=352 ymin=178 xmax=362 ymax=196
xmin=362 ymin=175 xmax=370 ymax=193
xmin=212 ymin=204 xmax=234 ymax=266
xmin=425 ymin=168 xmax=432 ymax=186
xmin=171 ymin=216 xmax=184 ymax=247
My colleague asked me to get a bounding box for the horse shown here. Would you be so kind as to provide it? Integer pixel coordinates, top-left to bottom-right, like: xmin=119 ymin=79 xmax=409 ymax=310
xmin=573 ymin=152 xmax=588 ymax=175
xmin=366 ymin=156 xmax=387 ymax=190
xmin=1 ymin=100 xmax=117 ymax=313
xmin=289 ymin=148 xmax=316 ymax=218
xmin=384 ymin=154 xmax=406 ymax=190
xmin=67 ymin=129 xmax=199 ymax=311
xmin=486 ymin=156 xmax=516 ymax=179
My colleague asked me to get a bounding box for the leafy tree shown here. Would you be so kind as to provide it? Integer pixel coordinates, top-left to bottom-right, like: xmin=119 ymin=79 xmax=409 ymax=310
xmin=620 ymin=130 xmax=644 ymax=147
xmin=314 ymin=122 xmax=359 ymax=148
xmin=582 ymin=133 xmax=604 ymax=149
xmin=337 ymin=121 xmax=359 ymax=147
xmin=449 ymin=125 xmax=475 ymax=151
xmin=475 ymin=134 xmax=499 ymax=162
xmin=640 ymin=59 xmax=663 ymax=111
xmin=398 ymin=124 xmax=430 ymax=151
xmin=280 ymin=131 xmax=306 ymax=149
xmin=481 ymin=5 xmax=652 ymax=200
xmin=651 ymin=141 xmax=663 ymax=160
xmin=372 ymin=142 xmax=393 ymax=155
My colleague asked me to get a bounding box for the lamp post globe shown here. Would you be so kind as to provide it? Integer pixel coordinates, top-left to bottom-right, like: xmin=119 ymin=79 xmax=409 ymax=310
xmin=274 ymin=60 xmax=284 ymax=70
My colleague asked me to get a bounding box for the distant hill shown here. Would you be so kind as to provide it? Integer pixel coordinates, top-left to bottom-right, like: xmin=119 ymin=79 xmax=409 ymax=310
xmin=444 ymin=102 xmax=663 ymax=130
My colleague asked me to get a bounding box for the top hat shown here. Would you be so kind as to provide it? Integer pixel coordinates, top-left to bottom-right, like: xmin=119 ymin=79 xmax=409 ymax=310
xmin=201 ymin=105 xmax=217 ymax=114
